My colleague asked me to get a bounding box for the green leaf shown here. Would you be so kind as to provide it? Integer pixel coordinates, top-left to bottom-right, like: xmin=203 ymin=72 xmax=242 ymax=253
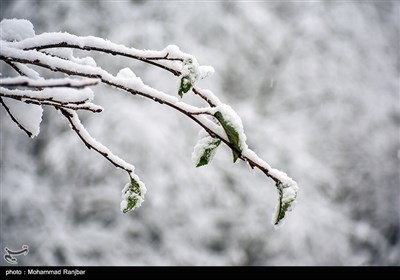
xmin=123 ymin=196 xmax=138 ymax=214
xmin=196 ymin=138 xmax=221 ymax=167
xmin=214 ymin=111 xmax=241 ymax=162
xmin=178 ymin=76 xmax=192 ymax=97
xmin=121 ymin=177 xmax=142 ymax=213
xmin=273 ymin=181 xmax=297 ymax=226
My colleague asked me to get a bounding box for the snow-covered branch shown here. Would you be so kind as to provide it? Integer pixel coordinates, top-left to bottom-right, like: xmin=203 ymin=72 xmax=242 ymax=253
xmin=60 ymin=108 xmax=134 ymax=174
xmin=0 ymin=76 xmax=100 ymax=88
xmin=0 ymin=19 xmax=298 ymax=227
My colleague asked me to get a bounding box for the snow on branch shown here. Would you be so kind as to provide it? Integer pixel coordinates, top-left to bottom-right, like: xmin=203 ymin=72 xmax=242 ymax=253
xmin=0 ymin=19 xmax=298 ymax=227
xmin=0 ymin=76 xmax=100 ymax=88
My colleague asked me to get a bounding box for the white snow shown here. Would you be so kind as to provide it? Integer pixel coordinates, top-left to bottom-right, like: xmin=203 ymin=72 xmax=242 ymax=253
xmin=0 ymin=19 xmax=35 ymax=42
xmin=116 ymin=67 xmax=143 ymax=86
xmin=161 ymin=44 xmax=182 ymax=57
xmin=199 ymin=65 xmax=215 ymax=80
xmin=117 ymin=68 xmax=137 ymax=80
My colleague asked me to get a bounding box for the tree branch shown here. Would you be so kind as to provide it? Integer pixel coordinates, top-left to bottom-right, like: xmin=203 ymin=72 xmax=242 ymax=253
xmin=0 ymin=76 xmax=100 ymax=89
xmin=1 ymin=27 xmax=298 ymax=224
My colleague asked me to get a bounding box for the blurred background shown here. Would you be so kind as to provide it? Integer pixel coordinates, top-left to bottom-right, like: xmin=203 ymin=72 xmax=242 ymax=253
xmin=1 ymin=0 xmax=399 ymax=265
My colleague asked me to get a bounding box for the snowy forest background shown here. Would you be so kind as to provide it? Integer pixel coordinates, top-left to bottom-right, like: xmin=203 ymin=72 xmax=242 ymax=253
xmin=1 ymin=0 xmax=399 ymax=265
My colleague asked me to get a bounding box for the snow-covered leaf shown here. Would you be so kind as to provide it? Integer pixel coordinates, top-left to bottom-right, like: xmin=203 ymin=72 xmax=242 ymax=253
xmin=214 ymin=111 xmax=242 ymax=162
xmin=272 ymin=174 xmax=299 ymax=228
xmin=178 ymin=57 xmax=199 ymax=97
xmin=120 ymin=175 xmax=146 ymax=213
xmin=192 ymin=133 xmax=221 ymax=167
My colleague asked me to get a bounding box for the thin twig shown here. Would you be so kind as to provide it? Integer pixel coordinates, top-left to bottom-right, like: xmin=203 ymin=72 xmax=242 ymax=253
xmin=5 ymin=61 xmax=24 ymax=76
xmin=192 ymin=88 xmax=217 ymax=107
xmin=140 ymin=53 xmax=182 ymax=61
xmin=0 ymin=97 xmax=33 ymax=137
xmin=5 ymin=60 xmax=41 ymax=79
xmin=60 ymin=108 xmax=134 ymax=174
xmin=187 ymin=111 xmax=214 ymax=116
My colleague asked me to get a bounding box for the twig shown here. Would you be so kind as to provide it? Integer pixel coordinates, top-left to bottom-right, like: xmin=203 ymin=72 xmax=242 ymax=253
xmin=5 ymin=61 xmax=41 ymax=79
xmin=192 ymin=88 xmax=218 ymax=107
xmin=0 ymin=97 xmax=33 ymax=138
xmin=5 ymin=61 xmax=24 ymax=76
xmin=1 ymin=94 xmax=102 ymax=113
xmin=60 ymin=108 xmax=134 ymax=174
